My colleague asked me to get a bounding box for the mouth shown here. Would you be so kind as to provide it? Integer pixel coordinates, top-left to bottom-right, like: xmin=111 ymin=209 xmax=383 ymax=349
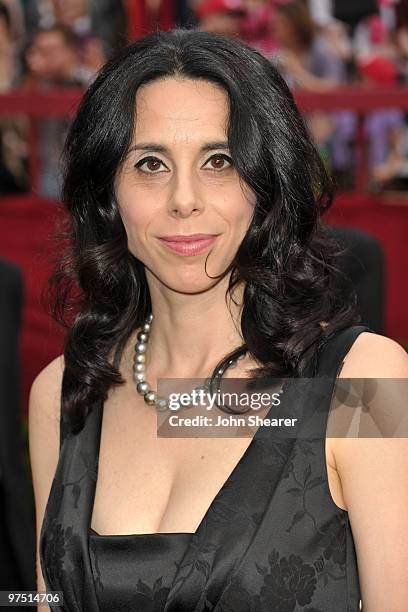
xmin=157 ymin=234 xmax=219 ymax=256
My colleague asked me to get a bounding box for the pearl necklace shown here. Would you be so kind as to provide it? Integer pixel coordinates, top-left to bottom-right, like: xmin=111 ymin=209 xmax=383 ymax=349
xmin=133 ymin=313 xmax=247 ymax=412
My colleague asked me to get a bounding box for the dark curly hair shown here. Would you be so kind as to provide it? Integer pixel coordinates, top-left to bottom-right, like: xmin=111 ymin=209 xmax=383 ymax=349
xmin=47 ymin=28 xmax=360 ymax=434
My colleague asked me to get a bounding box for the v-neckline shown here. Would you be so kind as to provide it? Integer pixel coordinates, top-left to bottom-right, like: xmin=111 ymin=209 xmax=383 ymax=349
xmin=88 ymin=375 xmax=299 ymax=539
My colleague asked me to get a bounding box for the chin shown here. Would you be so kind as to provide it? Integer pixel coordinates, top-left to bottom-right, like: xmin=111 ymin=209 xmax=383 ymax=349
xmin=163 ymin=274 xmax=222 ymax=295
xmin=144 ymin=257 xmax=230 ymax=294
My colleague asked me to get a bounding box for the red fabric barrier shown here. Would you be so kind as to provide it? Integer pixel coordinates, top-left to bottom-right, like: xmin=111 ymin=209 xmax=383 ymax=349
xmin=326 ymin=194 xmax=408 ymax=344
xmin=0 ymin=197 xmax=65 ymax=416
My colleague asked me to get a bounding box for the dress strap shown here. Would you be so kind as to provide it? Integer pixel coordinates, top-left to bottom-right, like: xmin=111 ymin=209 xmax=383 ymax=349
xmin=59 ymin=395 xmax=102 ymax=451
xmin=44 ymin=396 xmax=103 ymax=611
xmin=59 ymin=397 xmax=71 ymax=451
xmin=312 ymin=324 xmax=374 ymax=379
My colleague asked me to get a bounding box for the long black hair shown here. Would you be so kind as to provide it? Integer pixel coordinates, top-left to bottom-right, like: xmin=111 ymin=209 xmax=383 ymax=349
xmin=47 ymin=28 xmax=360 ymax=434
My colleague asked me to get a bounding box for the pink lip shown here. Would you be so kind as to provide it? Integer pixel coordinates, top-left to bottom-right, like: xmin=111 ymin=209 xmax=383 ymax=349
xmin=157 ymin=234 xmax=218 ymax=256
xmin=159 ymin=234 xmax=217 ymax=242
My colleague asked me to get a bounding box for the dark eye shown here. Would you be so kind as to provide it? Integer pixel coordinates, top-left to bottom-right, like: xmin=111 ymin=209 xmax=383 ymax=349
xmin=134 ymin=156 xmax=167 ymax=173
xmin=204 ymin=154 xmax=233 ymax=171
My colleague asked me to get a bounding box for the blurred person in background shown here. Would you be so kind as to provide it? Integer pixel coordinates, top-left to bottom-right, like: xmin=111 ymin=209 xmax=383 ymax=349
xmin=348 ymin=3 xmax=408 ymax=190
xmin=271 ymin=0 xmax=347 ymax=90
xmin=1 ymin=0 xmax=26 ymax=47
xmin=307 ymin=0 xmax=333 ymax=27
xmin=394 ymin=0 xmax=408 ymax=80
xmin=270 ymin=0 xmax=355 ymax=186
xmin=50 ymin=0 xmax=106 ymax=73
xmin=358 ymin=52 xmax=408 ymax=189
xmin=0 ymin=1 xmax=14 ymax=90
xmin=316 ymin=0 xmax=408 ymax=191
xmin=239 ymin=0 xmax=277 ymax=58
xmin=0 ymin=2 xmax=28 ymax=194
xmin=22 ymin=24 xmax=95 ymax=88
xmin=20 ymin=25 xmax=95 ymax=199
xmin=51 ymin=0 xmax=91 ymax=33
xmin=307 ymin=0 xmax=354 ymax=66
xmin=196 ymin=0 xmax=247 ymax=36
xmin=353 ymin=11 xmax=396 ymax=60
xmin=25 ymin=0 xmax=127 ymax=58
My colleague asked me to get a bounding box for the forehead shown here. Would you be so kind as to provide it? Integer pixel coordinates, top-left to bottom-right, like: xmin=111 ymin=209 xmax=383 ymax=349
xmin=133 ymin=78 xmax=229 ymax=142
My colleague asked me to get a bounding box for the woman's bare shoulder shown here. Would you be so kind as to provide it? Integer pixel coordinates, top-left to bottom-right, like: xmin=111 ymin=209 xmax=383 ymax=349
xmin=339 ymin=331 xmax=408 ymax=378
xmin=29 ymin=354 xmax=65 ymax=447
xmin=328 ymin=331 xmax=408 ymax=607
xmin=29 ymin=354 xmax=66 ymax=603
xmin=329 ymin=330 xmax=408 ymax=472
xmin=31 ymin=354 xmax=65 ymax=391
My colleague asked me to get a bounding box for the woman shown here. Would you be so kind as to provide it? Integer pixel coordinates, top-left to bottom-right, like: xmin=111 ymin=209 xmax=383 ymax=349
xmin=0 ymin=2 xmax=29 ymax=195
xmin=271 ymin=0 xmax=347 ymax=91
xmin=29 ymin=28 xmax=408 ymax=611
xmin=270 ymin=0 xmax=357 ymax=185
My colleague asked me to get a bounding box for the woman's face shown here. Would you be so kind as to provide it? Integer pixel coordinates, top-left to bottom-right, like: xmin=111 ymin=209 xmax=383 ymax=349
xmin=115 ymin=77 xmax=256 ymax=294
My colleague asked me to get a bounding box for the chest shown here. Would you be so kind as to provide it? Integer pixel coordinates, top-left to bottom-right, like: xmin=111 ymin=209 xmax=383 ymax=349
xmin=90 ymin=386 xmax=347 ymax=536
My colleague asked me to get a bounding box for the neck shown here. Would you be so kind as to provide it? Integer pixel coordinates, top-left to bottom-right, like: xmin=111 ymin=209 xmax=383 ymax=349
xmin=136 ymin=273 xmax=246 ymax=379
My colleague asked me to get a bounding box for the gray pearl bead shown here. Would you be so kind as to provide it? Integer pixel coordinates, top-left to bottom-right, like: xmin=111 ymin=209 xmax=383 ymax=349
xmin=130 ymin=306 xmax=245 ymax=415
xmin=134 ymin=353 xmax=146 ymax=364
xmin=135 ymin=342 xmax=147 ymax=354
xmin=144 ymin=391 xmax=156 ymax=405
xmin=137 ymin=381 xmax=150 ymax=394
xmin=137 ymin=331 xmax=149 ymax=343
xmin=155 ymin=397 xmax=168 ymax=412
xmin=134 ymin=371 xmax=146 ymax=383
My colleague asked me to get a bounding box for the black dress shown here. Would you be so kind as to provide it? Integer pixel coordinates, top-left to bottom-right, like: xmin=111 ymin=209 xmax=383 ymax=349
xmin=40 ymin=325 xmax=371 ymax=611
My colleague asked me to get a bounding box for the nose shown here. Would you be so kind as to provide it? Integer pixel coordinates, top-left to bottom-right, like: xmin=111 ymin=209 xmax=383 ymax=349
xmin=168 ymin=168 xmax=203 ymax=219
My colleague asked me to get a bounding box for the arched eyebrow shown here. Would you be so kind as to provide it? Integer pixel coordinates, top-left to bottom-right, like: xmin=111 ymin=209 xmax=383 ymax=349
xmin=127 ymin=141 xmax=230 ymax=155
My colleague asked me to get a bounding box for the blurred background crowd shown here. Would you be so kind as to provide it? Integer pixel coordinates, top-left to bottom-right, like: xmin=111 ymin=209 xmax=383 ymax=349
xmin=0 ymin=0 xmax=407 ymax=602
xmin=1 ymin=0 xmax=408 ymax=196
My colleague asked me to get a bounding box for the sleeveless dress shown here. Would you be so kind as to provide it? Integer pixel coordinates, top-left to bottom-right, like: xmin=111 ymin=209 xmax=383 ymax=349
xmin=40 ymin=324 xmax=372 ymax=611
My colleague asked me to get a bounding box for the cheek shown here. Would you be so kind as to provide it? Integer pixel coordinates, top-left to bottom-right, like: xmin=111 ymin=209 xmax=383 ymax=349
xmin=116 ymin=169 xmax=164 ymax=231
xmin=117 ymin=196 xmax=151 ymax=257
xmin=116 ymin=179 xmax=147 ymax=241
xmin=228 ymin=187 xmax=256 ymax=228
xmin=122 ymin=208 xmax=147 ymax=241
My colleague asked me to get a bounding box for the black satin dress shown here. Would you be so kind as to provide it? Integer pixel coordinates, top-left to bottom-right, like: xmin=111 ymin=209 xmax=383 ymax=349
xmin=40 ymin=325 xmax=371 ymax=611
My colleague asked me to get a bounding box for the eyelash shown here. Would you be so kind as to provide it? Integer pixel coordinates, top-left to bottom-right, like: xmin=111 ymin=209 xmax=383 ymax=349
xmin=134 ymin=153 xmax=233 ymax=174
